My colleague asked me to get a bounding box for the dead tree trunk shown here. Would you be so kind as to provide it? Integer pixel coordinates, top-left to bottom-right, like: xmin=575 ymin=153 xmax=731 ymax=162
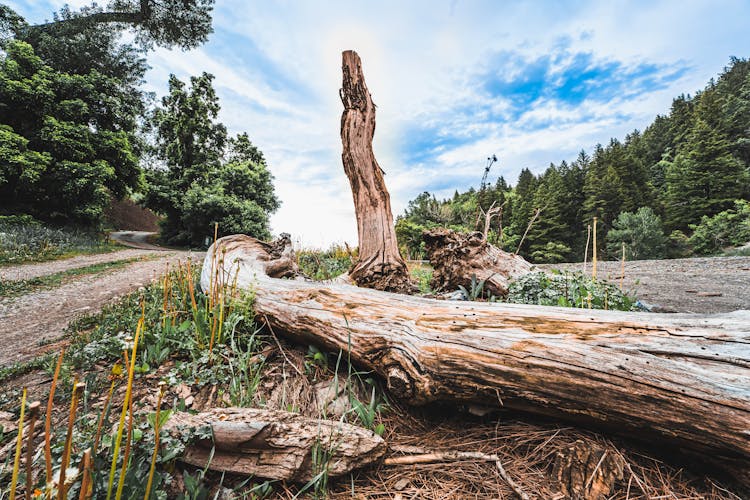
xmin=340 ymin=50 xmax=412 ymax=293
xmin=423 ymin=228 xmax=533 ymax=297
xmin=201 ymin=235 xmax=750 ymax=484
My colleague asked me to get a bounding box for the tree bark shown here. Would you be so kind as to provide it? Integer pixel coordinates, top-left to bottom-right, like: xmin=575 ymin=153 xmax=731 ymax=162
xmin=163 ymin=408 xmax=386 ymax=482
xmin=202 ymin=235 xmax=750 ymax=484
xmin=340 ymin=50 xmax=413 ymax=293
xmin=423 ymin=228 xmax=533 ymax=297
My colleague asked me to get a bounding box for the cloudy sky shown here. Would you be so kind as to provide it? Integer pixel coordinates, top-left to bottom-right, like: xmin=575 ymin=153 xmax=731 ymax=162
xmin=7 ymin=1 xmax=750 ymax=247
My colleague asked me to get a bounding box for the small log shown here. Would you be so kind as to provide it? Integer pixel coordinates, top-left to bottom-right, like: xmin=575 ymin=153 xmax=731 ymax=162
xmin=201 ymin=235 xmax=750 ymax=485
xmin=340 ymin=50 xmax=412 ymax=293
xmin=423 ymin=228 xmax=533 ymax=297
xmin=162 ymin=408 xmax=386 ymax=482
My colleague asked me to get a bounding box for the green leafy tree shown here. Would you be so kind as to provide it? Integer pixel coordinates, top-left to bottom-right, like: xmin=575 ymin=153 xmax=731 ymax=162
xmin=145 ymin=73 xmax=279 ymax=245
xmin=3 ymin=1 xmax=215 ymax=50
xmin=0 ymin=41 xmax=141 ymax=224
xmin=605 ymin=207 xmax=667 ymax=260
xmin=665 ymin=119 xmax=748 ymax=229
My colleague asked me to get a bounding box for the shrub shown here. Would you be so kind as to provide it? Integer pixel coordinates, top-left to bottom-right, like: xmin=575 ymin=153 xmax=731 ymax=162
xmin=666 ymin=230 xmax=693 ymax=258
xmin=506 ymin=271 xmax=637 ymax=311
xmin=530 ymin=241 xmax=571 ymax=264
xmin=687 ymin=200 xmax=750 ymax=255
xmin=0 ymin=216 xmax=111 ymax=264
xmin=297 ymin=245 xmax=353 ymax=280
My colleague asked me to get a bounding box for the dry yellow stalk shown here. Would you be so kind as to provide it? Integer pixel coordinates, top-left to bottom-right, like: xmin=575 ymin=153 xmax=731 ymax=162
xmin=24 ymin=401 xmax=41 ymax=500
xmin=44 ymin=350 xmax=64 ymax=486
xmin=9 ymin=387 xmax=27 ymax=500
xmin=57 ymin=382 xmax=85 ymax=500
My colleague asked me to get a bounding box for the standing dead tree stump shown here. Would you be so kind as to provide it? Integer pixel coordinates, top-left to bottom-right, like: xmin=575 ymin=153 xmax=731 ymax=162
xmin=340 ymin=50 xmax=413 ymax=293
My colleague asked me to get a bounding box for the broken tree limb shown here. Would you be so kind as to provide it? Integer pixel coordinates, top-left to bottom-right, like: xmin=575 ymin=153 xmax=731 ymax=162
xmin=340 ymin=50 xmax=412 ymax=293
xmin=201 ymin=234 xmax=750 ymax=484
xmin=162 ymin=408 xmax=386 ymax=482
xmin=423 ymin=228 xmax=533 ymax=297
xmin=384 ymin=451 xmax=529 ymax=500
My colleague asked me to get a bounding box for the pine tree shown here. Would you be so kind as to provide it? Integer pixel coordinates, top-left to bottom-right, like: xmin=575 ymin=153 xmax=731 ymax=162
xmin=665 ymin=118 xmax=747 ymax=229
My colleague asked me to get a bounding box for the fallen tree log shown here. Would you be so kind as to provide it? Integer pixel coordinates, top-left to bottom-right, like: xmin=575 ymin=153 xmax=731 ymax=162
xmin=163 ymin=408 xmax=386 ymax=482
xmin=201 ymin=235 xmax=750 ymax=484
xmin=423 ymin=228 xmax=533 ymax=297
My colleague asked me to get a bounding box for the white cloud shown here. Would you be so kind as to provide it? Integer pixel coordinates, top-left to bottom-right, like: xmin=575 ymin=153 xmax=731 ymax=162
xmin=8 ymin=1 xmax=750 ymax=247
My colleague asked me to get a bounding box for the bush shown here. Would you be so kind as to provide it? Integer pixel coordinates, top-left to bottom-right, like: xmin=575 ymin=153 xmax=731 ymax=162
xmin=606 ymin=207 xmax=667 ymax=260
xmin=506 ymin=271 xmax=637 ymax=311
xmin=687 ymin=200 xmax=750 ymax=255
xmin=297 ymin=245 xmax=353 ymax=280
xmin=0 ymin=216 xmax=111 ymax=264
xmin=178 ymin=182 xmax=271 ymax=246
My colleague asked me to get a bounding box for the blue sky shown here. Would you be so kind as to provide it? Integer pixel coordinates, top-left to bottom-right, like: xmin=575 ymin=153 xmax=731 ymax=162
xmin=7 ymin=0 xmax=750 ymax=247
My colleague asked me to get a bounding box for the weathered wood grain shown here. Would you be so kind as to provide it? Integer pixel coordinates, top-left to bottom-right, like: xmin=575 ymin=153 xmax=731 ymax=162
xmin=340 ymin=50 xmax=412 ymax=293
xmin=202 ymin=234 xmax=750 ymax=483
xmin=163 ymin=408 xmax=386 ymax=482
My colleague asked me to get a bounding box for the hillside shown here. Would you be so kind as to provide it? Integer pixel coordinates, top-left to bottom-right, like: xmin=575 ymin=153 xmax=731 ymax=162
xmin=397 ymin=58 xmax=750 ymax=264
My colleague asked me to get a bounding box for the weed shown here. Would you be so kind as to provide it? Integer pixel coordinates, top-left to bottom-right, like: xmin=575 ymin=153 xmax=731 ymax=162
xmin=409 ymin=265 xmax=433 ymax=294
xmin=458 ymin=274 xmax=491 ymax=301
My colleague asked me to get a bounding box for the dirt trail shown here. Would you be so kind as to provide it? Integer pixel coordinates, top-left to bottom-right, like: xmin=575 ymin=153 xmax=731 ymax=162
xmin=0 ymin=250 xmax=202 ymax=366
xmin=540 ymin=255 xmax=750 ymax=314
xmin=0 ymin=248 xmax=159 ymax=282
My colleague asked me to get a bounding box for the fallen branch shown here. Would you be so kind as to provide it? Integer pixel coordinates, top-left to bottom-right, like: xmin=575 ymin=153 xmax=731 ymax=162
xmin=384 ymin=450 xmax=528 ymax=500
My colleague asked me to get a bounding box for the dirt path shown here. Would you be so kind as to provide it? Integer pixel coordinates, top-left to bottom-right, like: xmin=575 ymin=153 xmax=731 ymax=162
xmin=0 ymin=250 xmax=202 ymax=366
xmin=540 ymin=255 xmax=750 ymax=313
xmin=0 ymin=248 xmax=159 ymax=282
xmin=110 ymin=230 xmax=166 ymax=250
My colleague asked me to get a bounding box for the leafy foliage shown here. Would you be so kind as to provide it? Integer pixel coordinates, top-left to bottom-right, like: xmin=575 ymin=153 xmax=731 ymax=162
xmin=145 ymin=74 xmax=279 ymax=245
xmin=687 ymin=200 xmax=750 ymax=254
xmin=506 ymin=271 xmax=637 ymax=311
xmin=605 ymin=207 xmax=667 ymax=260
xmin=0 ymin=40 xmax=143 ymax=225
xmin=5 ymin=1 xmax=214 ymax=51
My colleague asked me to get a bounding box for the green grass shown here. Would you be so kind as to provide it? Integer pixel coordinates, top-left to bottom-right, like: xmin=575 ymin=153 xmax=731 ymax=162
xmin=0 ymin=354 xmax=54 ymax=385
xmin=0 ymin=256 xmax=152 ymax=299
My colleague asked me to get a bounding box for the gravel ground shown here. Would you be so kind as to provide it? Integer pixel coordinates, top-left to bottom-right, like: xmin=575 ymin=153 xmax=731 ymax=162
xmin=539 ymin=255 xmax=750 ymax=314
xmin=0 ymin=248 xmax=158 ymax=282
xmin=0 ymin=249 xmax=203 ymax=366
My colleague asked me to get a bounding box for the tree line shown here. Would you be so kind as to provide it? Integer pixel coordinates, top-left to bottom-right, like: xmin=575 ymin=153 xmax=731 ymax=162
xmin=397 ymin=58 xmax=750 ymax=263
xmin=0 ymin=1 xmax=278 ymax=246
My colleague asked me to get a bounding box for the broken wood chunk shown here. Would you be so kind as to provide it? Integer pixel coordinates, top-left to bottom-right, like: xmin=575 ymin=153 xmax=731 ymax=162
xmin=552 ymin=440 xmax=624 ymax=500
xmin=162 ymin=407 xmax=386 ymax=482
